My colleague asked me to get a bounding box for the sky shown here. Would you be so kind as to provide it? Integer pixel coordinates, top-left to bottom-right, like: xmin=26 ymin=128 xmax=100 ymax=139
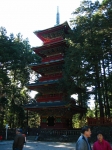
xmin=0 ymin=0 xmax=102 ymax=105
xmin=0 ymin=0 xmax=102 ymax=47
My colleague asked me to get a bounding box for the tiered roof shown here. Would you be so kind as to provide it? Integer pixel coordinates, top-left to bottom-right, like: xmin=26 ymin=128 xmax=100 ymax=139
xmin=25 ymin=22 xmax=87 ymax=114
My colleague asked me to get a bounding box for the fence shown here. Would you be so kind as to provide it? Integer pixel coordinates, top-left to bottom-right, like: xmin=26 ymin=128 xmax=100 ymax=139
xmin=0 ymin=128 xmax=81 ymax=141
xmin=0 ymin=128 xmax=16 ymax=140
xmin=87 ymin=117 xmax=112 ymax=126
xmin=1 ymin=126 xmax=112 ymax=142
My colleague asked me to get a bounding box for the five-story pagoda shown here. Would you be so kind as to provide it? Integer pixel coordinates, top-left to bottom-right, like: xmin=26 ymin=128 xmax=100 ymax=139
xmin=24 ymin=21 xmax=86 ymax=129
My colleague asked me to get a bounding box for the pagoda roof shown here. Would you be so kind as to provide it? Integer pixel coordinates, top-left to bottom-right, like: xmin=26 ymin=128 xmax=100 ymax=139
xmin=24 ymin=100 xmax=87 ymax=113
xmin=30 ymin=59 xmax=63 ymax=73
xmin=30 ymin=58 xmax=63 ymax=67
xmin=33 ymin=39 xmax=67 ymax=57
xmin=34 ymin=22 xmax=69 ymax=35
xmin=34 ymin=21 xmax=70 ymax=43
xmin=24 ymin=101 xmax=68 ymax=108
xmin=26 ymin=79 xmax=58 ymax=88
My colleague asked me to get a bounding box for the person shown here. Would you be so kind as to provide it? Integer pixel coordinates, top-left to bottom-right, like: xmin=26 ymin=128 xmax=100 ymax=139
xmin=93 ymin=131 xmax=112 ymax=150
xmin=76 ymin=126 xmax=92 ymax=150
xmin=22 ymin=133 xmax=26 ymax=145
xmin=13 ymin=128 xmax=25 ymax=150
xmin=0 ymin=135 xmax=2 ymax=141
xmin=35 ymin=132 xmax=39 ymax=141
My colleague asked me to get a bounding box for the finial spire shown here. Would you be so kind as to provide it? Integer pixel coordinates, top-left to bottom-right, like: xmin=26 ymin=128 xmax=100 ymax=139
xmin=56 ymin=6 xmax=60 ymax=25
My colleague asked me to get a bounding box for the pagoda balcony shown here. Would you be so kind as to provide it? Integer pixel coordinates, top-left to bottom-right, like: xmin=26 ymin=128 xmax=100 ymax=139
xmin=42 ymin=54 xmax=64 ymax=63
xmin=39 ymin=73 xmax=62 ymax=82
xmin=43 ymin=37 xmax=64 ymax=45
xmin=37 ymin=94 xmax=63 ymax=102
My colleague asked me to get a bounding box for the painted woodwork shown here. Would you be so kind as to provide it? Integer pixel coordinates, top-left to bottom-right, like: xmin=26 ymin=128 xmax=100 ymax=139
xmin=25 ymin=22 xmax=86 ymax=129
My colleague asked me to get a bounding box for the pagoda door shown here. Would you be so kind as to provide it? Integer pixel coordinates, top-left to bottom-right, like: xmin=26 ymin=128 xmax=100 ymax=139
xmin=47 ymin=116 xmax=55 ymax=126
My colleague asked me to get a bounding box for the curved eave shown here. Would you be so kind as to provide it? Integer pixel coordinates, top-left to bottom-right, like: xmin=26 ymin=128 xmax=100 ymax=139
xmin=26 ymin=79 xmax=58 ymax=87
xmin=34 ymin=22 xmax=69 ymax=34
xmin=26 ymin=83 xmax=57 ymax=91
xmin=24 ymin=101 xmax=68 ymax=108
xmin=30 ymin=59 xmax=64 ymax=71
xmin=24 ymin=101 xmax=87 ymax=113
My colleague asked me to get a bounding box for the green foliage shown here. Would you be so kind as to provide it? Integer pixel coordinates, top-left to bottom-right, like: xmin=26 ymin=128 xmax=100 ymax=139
xmin=63 ymin=0 xmax=112 ymax=119
xmin=0 ymin=27 xmax=41 ymax=128
xmin=72 ymin=108 xmax=95 ymax=128
xmin=72 ymin=114 xmax=87 ymax=128
xmin=28 ymin=112 xmax=40 ymax=128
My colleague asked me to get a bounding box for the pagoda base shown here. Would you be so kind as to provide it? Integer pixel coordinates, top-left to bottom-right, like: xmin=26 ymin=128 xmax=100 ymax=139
xmin=41 ymin=116 xmax=73 ymax=129
xmin=24 ymin=101 xmax=87 ymax=130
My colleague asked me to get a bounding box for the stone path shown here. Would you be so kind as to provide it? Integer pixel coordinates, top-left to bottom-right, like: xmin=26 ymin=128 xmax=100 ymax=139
xmin=0 ymin=140 xmax=76 ymax=150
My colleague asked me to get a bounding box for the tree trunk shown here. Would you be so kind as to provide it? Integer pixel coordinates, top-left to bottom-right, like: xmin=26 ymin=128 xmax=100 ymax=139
xmin=95 ymin=64 xmax=104 ymax=117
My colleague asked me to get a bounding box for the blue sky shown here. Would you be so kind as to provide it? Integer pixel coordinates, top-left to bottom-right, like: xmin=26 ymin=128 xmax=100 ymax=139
xmin=0 ymin=0 xmax=102 ymax=47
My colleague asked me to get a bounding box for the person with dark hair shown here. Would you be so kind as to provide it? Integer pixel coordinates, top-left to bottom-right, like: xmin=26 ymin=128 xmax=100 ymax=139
xmin=76 ymin=126 xmax=92 ymax=150
xmin=13 ymin=128 xmax=25 ymax=150
xmin=93 ymin=132 xmax=112 ymax=150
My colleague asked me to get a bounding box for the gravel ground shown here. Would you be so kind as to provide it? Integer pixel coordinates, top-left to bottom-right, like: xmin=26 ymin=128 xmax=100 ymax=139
xmin=0 ymin=141 xmax=76 ymax=150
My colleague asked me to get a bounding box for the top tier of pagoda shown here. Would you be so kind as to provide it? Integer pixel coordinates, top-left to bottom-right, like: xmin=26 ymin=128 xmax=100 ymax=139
xmin=33 ymin=21 xmax=69 ymax=45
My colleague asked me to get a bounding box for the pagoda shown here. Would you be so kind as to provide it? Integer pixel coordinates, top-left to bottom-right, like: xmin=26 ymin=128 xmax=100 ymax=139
xmin=24 ymin=21 xmax=86 ymax=129
xmin=24 ymin=9 xmax=86 ymax=129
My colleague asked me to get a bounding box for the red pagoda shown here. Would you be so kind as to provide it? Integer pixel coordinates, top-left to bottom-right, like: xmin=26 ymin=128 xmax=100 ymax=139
xmin=24 ymin=21 xmax=86 ymax=129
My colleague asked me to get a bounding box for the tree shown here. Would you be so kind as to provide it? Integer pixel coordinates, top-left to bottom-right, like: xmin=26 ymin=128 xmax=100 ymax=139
xmin=63 ymin=0 xmax=112 ymax=118
xmin=0 ymin=27 xmax=41 ymax=128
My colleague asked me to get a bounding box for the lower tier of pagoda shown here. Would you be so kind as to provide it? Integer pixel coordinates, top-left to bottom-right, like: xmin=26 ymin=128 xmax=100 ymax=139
xmin=24 ymin=100 xmax=87 ymax=129
xmin=24 ymin=101 xmax=86 ymax=116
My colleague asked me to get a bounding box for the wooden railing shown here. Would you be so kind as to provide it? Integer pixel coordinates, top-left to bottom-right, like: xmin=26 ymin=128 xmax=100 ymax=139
xmin=39 ymin=74 xmax=62 ymax=81
xmin=87 ymin=117 xmax=112 ymax=126
xmin=42 ymin=54 xmax=63 ymax=63
xmin=40 ymin=129 xmax=81 ymax=136
xmin=26 ymin=128 xmax=81 ymax=141
xmin=0 ymin=128 xmax=16 ymax=140
xmin=36 ymin=94 xmax=63 ymax=102
xmin=44 ymin=37 xmax=63 ymax=44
